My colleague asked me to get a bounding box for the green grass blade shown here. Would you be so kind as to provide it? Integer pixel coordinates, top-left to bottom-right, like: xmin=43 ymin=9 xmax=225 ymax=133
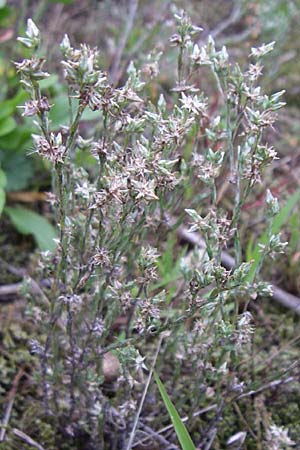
xmin=246 ymin=190 xmax=300 ymax=282
xmin=154 ymin=371 xmax=196 ymax=450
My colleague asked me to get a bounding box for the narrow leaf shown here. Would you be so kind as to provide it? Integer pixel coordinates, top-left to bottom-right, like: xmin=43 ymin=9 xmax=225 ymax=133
xmin=154 ymin=371 xmax=196 ymax=450
xmin=0 ymin=188 xmax=5 ymax=215
xmin=0 ymin=169 xmax=7 ymax=188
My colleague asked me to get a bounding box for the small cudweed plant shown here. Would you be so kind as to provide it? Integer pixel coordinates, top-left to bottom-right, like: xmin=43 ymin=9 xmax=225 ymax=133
xmin=15 ymin=12 xmax=287 ymax=448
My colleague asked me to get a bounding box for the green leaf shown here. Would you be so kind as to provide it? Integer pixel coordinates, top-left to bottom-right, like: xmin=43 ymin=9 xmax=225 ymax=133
xmin=289 ymin=213 xmax=300 ymax=255
xmin=0 ymin=100 xmax=15 ymax=120
xmin=0 ymin=5 xmax=10 ymax=21
xmin=0 ymin=187 xmax=5 ymax=215
xmin=245 ymin=235 xmax=254 ymax=262
xmin=246 ymin=190 xmax=300 ymax=282
xmin=0 ymin=90 xmax=28 ymax=120
xmin=0 ymin=116 xmax=16 ymax=137
xmin=154 ymin=371 xmax=196 ymax=450
xmin=49 ymin=95 xmax=101 ymax=130
xmin=185 ymin=208 xmax=201 ymax=222
xmin=0 ymin=125 xmax=32 ymax=152
xmin=39 ymin=74 xmax=59 ymax=90
xmin=0 ymin=168 xmax=7 ymax=188
xmin=1 ymin=153 xmax=34 ymax=191
xmin=5 ymin=206 xmax=57 ymax=251
xmin=155 ymin=236 xmax=187 ymax=302
xmin=75 ymin=149 xmax=97 ymax=167
xmin=158 ymin=235 xmax=177 ymax=275
xmin=49 ymin=95 xmax=70 ymax=129
xmin=81 ymin=107 xmax=101 ymax=121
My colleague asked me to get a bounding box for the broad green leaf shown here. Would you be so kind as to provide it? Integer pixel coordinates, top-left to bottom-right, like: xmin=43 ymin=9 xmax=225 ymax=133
xmin=75 ymin=149 xmax=97 ymax=167
xmin=154 ymin=371 xmax=196 ymax=450
xmin=246 ymin=190 xmax=300 ymax=282
xmin=5 ymin=206 xmax=57 ymax=251
xmin=0 ymin=90 xmax=28 ymax=120
xmin=0 ymin=187 xmax=5 ymax=214
xmin=0 ymin=116 xmax=16 ymax=137
xmin=39 ymin=74 xmax=59 ymax=90
xmin=0 ymin=5 xmax=10 ymax=21
xmin=1 ymin=153 xmax=34 ymax=191
xmin=0 ymin=125 xmax=32 ymax=151
xmin=0 ymin=100 xmax=15 ymax=120
xmin=11 ymin=90 xmax=29 ymax=108
xmin=49 ymin=95 xmax=69 ymax=129
xmin=81 ymin=107 xmax=101 ymax=121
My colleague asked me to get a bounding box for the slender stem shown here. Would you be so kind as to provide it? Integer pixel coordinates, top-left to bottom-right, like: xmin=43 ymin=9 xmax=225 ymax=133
xmin=254 ymin=219 xmax=273 ymax=280
xmin=234 ymin=146 xmax=242 ymax=266
xmin=210 ymin=179 xmax=217 ymax=205
xmin=67 ymin=306 xmax=76 ymax=420
xmin=226 ymin=99 xmax=235 ymax=178
xmin=231 ymin=131 xmax=261 ymax=267
xmin=125 ymin=334 xmax=165 ymax=450
xmin=66 ymin=104 xmax=85 ymax=155
xmin=56 ymin=162 xmax=67 ymax=285
xmin=177 ymin=44 xmax=184 ymax=83
xmin=57 ymin=104 xmax=85 ymax=286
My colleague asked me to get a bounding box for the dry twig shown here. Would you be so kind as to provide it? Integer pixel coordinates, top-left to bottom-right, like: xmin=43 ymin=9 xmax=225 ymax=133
xmin=110 ymin=0 xmax=139 ymax=85
xmin=0 ymin=369 xmax=25 ymax=442
xmin=12 ymin=428 xmax=46 ymax=450
xmin=126 ymin=333 xmax=166 ymax=450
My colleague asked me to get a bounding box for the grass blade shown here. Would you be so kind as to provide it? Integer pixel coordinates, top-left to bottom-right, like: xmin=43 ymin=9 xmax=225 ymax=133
xmin=154 ymin=371 xmax=196 ymax=450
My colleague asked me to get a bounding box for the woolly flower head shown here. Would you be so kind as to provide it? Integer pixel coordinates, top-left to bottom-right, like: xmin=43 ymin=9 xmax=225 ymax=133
xmin=265 ymin=424 xmax=295 ymax=450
